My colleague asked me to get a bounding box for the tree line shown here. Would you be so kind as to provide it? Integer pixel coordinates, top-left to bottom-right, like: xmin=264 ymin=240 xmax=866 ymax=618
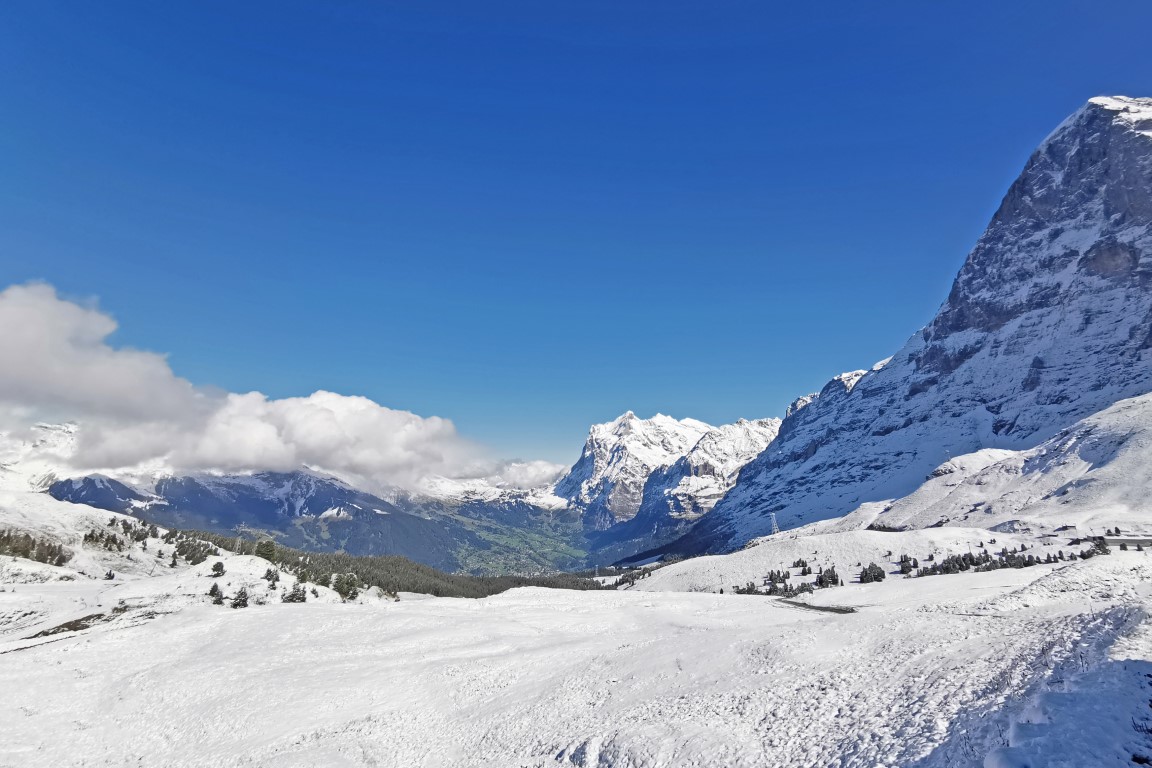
xmin=177 ymin=529 xmax=606 ymax=599
xmin=0 ymin=529 xmax=73 ymax=566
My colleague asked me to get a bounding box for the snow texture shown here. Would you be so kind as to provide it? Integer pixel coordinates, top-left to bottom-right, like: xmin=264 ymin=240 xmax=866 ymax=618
xmin=2 ymin=485 xmax=1151 ymax=767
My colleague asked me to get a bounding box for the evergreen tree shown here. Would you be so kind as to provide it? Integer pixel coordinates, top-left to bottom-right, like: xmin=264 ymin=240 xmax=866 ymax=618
xmin=254 ymin=540 xmax=276 ymax=561
xmin=207 ymin=582 xmax=221 ymax=598
xmin=282 ymin=582 xmax=307 ymax=603
xmin=210 ymin=561 xmax=225 ymax=577
xmin=231 ymin=587 xmax=249 ymax=609
xmin=332 ymin=573 xmax=360 ymax=601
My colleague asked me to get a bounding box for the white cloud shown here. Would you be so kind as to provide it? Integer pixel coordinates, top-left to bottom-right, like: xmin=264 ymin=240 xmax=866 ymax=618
xmin=0 ymin=283 xmax=206 ymax=422
xmin=0 ymin=283 xmax=564 ymax=491
xmin=485 ymin=459 xmax=568 ymax=489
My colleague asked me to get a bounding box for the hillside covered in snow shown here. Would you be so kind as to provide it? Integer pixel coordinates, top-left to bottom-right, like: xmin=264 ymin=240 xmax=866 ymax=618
xmin=5 ymin=95 xmax=1152 ymax=767
xmin=3 ymin=479 xmax=1152 ymax=767
xmin=665 ymin=95 xmax=1152 ymax=556
xmin=24 ymin=409 xmax=783 ymax=571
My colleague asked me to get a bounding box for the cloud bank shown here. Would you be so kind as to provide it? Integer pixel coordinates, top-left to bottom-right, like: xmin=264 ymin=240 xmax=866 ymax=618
xmin=0 ymin=283 xmax=564 ymax=491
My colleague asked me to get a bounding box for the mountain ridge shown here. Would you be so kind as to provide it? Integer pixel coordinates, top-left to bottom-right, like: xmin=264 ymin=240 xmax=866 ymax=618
xmin=662 ymin=95 xmax=1152 ymax=555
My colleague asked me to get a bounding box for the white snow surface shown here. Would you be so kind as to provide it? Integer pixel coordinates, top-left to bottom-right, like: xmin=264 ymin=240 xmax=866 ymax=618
xmin=817 ymin=391 xmax=1152 ymax=537
xmin=3 ymin=487 xmax=1152 ymax=767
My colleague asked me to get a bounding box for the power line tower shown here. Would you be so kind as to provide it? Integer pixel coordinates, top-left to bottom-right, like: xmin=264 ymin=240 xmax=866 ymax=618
xmin=770 ymin=511 xmax=780 ymax=536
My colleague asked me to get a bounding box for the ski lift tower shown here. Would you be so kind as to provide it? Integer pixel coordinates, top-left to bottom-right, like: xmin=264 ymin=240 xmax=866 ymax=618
xmin=770 ymin=511 xmax=781 ymax=536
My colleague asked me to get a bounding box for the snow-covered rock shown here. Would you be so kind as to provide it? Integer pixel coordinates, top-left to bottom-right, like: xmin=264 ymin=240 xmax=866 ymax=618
xmin=641 ymin=418 xmax=782 ymax=520
xmin=553 ymin=412 xmax=713 ymax=530
xmin=587 ymin=418 xmax=781 ymax=562
xmin=675 ymin=96 xmax=1152 ymax=554
xmin=824 ymin=391 xmax=1152 ymax=536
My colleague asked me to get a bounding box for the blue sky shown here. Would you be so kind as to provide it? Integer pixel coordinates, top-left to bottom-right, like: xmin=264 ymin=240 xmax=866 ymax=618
xmin=1 ymin=2 xmax=1150 ymax=464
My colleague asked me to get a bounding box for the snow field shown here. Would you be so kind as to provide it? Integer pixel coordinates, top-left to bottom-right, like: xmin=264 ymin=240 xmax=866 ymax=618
xmin=1 ymin=553 xmax=1149 ymax=767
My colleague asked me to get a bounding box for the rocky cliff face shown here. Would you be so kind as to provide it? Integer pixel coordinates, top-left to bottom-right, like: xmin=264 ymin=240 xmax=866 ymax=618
xmin=674 ymin=96 xmax=1152 ymax=554
xmin=553 ymin=412 xmax=713 ymax=531
xmin=586 ymin=417 xmax=780 ymax=563
xmin=641 ymin=418 xmax=782 ymax=520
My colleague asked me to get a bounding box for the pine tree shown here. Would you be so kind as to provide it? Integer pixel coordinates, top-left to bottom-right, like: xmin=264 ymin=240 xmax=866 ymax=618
xmin=282 ymin=582 xmax=307 ymax=603
xmin=254 ymin=540 xmax=276 ymax=562
xmin=332 ymin=573 xmax=359 ymax=601
xmin=231 ymin=587 xmax=249 ymax=609
xmin=208 ymin=582 xmax=221 ymax=598
xmin=210 ymin=561 xmax=225 ymax=577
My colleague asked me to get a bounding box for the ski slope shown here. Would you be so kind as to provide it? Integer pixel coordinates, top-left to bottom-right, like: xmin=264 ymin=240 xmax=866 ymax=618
xmin=2 ymin=502 xmax=1151 ymax=767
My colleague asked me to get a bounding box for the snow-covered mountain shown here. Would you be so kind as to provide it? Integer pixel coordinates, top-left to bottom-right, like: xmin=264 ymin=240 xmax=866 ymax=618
xmin=0 ymin=423 xmax=79 ymax=493
xmin=0 ymin=427 xmax=581 ymax=573
xmin=825 ymin=390 xmax=1152 ymax=537
xmin=6 ymin=411 xmax=785 ymax=571
xmin=587 ymin=417 xmax=781 ymax=562
xmin=670 ymin=95 xmax=1152 ymax=555
xmin=46 ymin=468 xmax=507 ymax=572
xmin=553 ymin=412 xmax=713 ymax=530
xmin=639 ymin=417 xmax=781 ymax=517
xmin=5 ymin=470 xmax=1152 ymax=768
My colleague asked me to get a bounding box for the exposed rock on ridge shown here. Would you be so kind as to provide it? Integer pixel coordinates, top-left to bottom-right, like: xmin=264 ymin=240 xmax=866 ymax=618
xmin=672 ymin=96 xmax=1152 ymax=554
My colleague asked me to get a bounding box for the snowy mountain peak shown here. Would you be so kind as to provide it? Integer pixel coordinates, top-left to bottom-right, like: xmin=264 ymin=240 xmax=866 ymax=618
xmin=1081 ymin=95 xmax=1152 ymax=134
xmin=672 ymin=95 xmax=1152 ymax=554
xmin=554 ymin=413 xmax=715 ymax=530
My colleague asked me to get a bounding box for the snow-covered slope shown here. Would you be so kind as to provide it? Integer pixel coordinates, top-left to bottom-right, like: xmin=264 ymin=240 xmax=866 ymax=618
xmin=676 ymin=96 xmax=1152 ymax=554
xmin=4 ymin=503 xmax=1151 ymax=767
xmin=0 ymin=423 xmax=80 ymax=492
xmin=823 ymin=391 xmax=1152 ymax=536
xmin=554 ymin=412 xmax=713 ymax=530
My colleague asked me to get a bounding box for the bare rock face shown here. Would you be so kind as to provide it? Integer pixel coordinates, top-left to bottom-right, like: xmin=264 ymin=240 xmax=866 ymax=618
xmin=674 ymin=96 xmax=1152 ymax=555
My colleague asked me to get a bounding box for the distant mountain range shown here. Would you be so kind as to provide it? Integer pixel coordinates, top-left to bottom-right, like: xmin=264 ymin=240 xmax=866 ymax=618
xmin=12 ymin=96 xmax=1152 ymax=572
